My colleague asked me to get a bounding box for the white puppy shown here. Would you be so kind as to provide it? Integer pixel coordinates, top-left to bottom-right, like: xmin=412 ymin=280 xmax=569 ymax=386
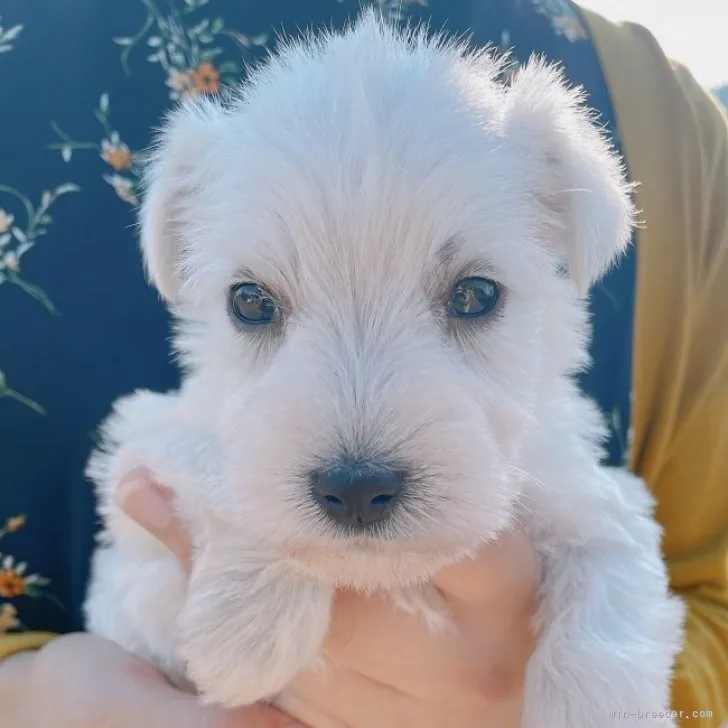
xmin=84 ymin=12 xmax=685 ymax=727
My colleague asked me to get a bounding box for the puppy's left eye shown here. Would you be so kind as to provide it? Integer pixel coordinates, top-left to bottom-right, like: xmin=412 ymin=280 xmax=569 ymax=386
xmin=229 ymin=282 xmax=281 ymax=326
xmin=448 ymin=276 xmax=501 ymax=319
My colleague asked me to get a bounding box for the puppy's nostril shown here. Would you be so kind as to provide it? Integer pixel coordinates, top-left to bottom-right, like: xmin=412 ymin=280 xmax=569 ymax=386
xmin=310 ymin=459 xmax=406 ymax=528
xmin=369 ymin=493 xmax=393 ymax=510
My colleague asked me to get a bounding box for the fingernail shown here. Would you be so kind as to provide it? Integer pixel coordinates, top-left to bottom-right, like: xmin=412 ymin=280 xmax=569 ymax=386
xmin=117 ymin=477 xmax=173 ymax=532
xmin=118 ymin=467 xmax=174 ymax=502
xmin=119 ymin=466 xmax=152 ymax=486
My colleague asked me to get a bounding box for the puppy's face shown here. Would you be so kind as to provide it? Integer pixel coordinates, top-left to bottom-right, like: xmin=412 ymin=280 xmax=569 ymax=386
xmin=140 ymin=17 xmax=633 ymax=587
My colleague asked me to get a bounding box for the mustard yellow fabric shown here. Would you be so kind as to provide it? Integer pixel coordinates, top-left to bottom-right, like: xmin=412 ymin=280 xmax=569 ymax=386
xmin=0 ymin=632 xmax=55 ymax=661
xmin=584 ymin=8 xmax=728 ymax=726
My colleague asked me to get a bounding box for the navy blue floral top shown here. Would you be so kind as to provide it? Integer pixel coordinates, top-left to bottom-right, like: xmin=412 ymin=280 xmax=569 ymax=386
xmin=0 ymin=0 xmax=636 ymax=636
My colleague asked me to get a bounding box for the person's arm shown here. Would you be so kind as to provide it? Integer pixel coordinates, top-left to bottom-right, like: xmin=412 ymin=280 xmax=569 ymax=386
xmin=583 ymin=8 xmax=728 ymax=724
xmin=0 ymin=632 xmax=300 ymax=728
xmin=649 ymin=68 xmax=728 ymax=724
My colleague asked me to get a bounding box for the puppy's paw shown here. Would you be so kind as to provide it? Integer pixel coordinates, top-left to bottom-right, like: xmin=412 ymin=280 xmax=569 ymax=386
xmin=179 ymin=548 xmax=333 ymax=707
xmin=87 ymin=389 xmax=224 ymax=556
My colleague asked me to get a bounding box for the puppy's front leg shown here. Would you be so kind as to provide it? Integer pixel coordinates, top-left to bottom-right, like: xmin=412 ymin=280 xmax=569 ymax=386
xmin=179 ymin=545 xmax=333 ymax=708
xmin=523 ymin=539 xmax=683 ymax=728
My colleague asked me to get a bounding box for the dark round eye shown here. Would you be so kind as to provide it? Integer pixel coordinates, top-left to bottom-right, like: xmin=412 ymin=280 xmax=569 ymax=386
xmin=229 ymin=282 xmax=280 ymax=326
xmin=448 ymin=276 xmax=501 ymax=319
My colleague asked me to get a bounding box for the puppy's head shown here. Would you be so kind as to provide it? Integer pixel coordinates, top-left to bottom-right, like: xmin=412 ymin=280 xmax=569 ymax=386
xmin=139 ymin=13 xmax=634 ymax=587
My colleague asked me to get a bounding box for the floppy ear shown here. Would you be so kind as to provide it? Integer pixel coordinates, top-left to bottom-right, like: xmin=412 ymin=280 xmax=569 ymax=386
xmin=502 ymin=58 xmax=636 ymax=294
xmin=139 ymin=98 xmax=226 ymax=302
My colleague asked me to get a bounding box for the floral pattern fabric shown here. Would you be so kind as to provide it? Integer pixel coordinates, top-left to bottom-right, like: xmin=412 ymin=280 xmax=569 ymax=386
xmin=0 ymin=0 xmax=635 ymax=634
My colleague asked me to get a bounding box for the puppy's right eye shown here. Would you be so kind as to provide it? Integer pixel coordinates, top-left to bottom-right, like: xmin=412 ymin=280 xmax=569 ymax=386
xmin=447 ymin=276 xmax=501 ymax=319
xmin=229 ymin=282 xmax=281 ymax=326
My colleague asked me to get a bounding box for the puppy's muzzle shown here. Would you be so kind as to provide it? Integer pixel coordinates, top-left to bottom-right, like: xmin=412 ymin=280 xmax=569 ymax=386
xmin=309 ymin=459 xmax=407 ymax=529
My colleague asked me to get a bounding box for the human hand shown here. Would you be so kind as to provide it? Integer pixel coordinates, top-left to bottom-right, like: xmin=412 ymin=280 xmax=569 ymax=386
xmin=119 ymin=468 xmax=541 ymax=728
xmin=282 ymin=531 xmax=541 ymax=728
xmin=0 ymin=631 xmax=301 ymax=728
xmin=0 ymin=479 xmax=301 ymax=728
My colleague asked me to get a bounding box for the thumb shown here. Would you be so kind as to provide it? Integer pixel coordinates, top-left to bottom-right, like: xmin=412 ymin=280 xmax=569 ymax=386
xmin=116 ymin=467 xmax=193 ymax=572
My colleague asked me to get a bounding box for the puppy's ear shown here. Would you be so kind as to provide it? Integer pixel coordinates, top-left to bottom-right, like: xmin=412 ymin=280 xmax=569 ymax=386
xmin=139 ymin=98 xmax=226 ymax=302
xmin=503 ymin=58 xmax=636 ymax=294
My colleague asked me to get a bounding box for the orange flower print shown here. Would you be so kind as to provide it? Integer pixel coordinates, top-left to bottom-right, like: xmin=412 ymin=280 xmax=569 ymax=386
xmin=0 ymin=556 xmax=40 ymax=599
xmin=0 ymin=555 xmax=44 ymax=599
xmin=0 ymin=571 xmax=25 ymax=598
xmin=115 ymin=1 xmax=268 ymax=97
xmin=0 ymin=603 xmax=19 ymax=632
xmin=53 ymin=99 xmax=140 ymax=207
xmin=102 ymin=138 xmax=133 ymax=171
xmin=0 ymin=519 xmax=57 ymax=628
xmin=5 ymin=515 xmax=26 ymax=533
xmin=53 ymin=3 xmax=272 ymax=204
xmin=193 ymin=62 xmax=220 ymax=95
xmin=166 ymin=63 xmax=222 ymax=100
xmin=166 ymin=70 xmax=198 ymax=99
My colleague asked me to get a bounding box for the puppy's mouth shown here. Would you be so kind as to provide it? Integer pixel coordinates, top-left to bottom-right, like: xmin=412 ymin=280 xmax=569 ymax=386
xmin=283 ymin=535 xmax=473 ymax=590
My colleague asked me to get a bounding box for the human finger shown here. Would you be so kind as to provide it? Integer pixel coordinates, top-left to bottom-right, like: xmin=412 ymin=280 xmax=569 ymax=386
xmin=116 ymin=467 xmax=193 ymax=572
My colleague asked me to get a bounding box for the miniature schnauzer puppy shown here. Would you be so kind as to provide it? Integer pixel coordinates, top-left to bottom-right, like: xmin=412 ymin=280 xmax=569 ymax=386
xmin=85 ymin=12 xmax=684 ymax=728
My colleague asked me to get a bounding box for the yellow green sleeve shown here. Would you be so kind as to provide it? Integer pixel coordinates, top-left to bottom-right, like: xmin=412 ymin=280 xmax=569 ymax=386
xmin=583 ymin=7 xmax=728 ymax=725
xmin=0 ymin=632 xmax=56 ymax=660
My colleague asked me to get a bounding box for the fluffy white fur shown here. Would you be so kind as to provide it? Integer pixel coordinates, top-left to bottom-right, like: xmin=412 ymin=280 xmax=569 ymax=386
xmin=84 ymin=12 xmax=685 ymax=727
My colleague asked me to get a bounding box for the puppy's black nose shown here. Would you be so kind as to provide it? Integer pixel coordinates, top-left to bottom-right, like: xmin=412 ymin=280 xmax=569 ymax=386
xmin=310 ymin=460 xmax=406 ymax=528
